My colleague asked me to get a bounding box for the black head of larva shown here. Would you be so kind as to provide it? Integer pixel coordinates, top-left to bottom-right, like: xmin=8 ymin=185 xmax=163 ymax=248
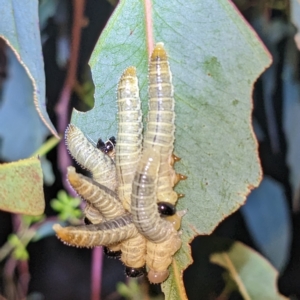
xmin=84 ymin=217 xmax=92 ymax=225
xmin=97 ymin=136 xmax=116 ymax=154
xmin=125 ymin=266 xmax=146 ymax=278
xmin=157 ymin=202 xmax=176 ymax=216
xmin=103 ymin=246 xmax=122 ymax=259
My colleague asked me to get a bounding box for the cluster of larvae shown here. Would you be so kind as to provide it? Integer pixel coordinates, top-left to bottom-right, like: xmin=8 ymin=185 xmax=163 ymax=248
xmin=53 ymin=43 xmax=186 ymax=284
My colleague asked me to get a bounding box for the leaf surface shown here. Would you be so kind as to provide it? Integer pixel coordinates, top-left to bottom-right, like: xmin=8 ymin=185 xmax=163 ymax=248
xmin=0 ymin=0 xmax=58 ymax=137
xmin=210 ymin=241 xmax=288 ymax=300
xmin=0 ymin=157 xmax=45 ymax=215
xmin=70 ymin=0 xmax=271 ymax=298
xmin=0 ymin=48 xmax=50 ymax=161
xmin=241 ymin=176 xmax=291 ymax=271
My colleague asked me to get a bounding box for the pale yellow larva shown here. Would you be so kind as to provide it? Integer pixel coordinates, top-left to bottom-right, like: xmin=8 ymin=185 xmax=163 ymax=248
xmin=131 ymin=148 xmax=178 ymax=243
xmin=143 ymin=43 xmax=178 ymax=205
xmin=115 ymin=66 xmax=143 ymax=211
xmin=146 ymin=230 xmax=182 ymax=284
xmin=120 ymin=234 xmax=147 ymax=269
xmin=83 ymin=203 xmax=103 ymax=224
xmin=67 ymin=166 xmax=125 ymax=220
xmin=53 ymin=214 xmax=138 ymax=248
xmin=65 ymin=124 xmax=117 ymax=191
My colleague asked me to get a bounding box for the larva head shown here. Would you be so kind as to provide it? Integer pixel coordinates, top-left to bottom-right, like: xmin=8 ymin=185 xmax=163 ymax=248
xmin=125 ymin=266 xmax=146 ymax=278
xmin=97 ymin=136 xmax=116 ymax=155
xmin=103 ymin=246 xmax=121 ymax=259
xmin=84 ymin=217 xmax=92 ymax=225
xmin=157 ymin=202 xmax=176 ymax=216
xmin=147 ymin=269 xmax=169 ymax=284
xmin=151 ymin=42 xmax=167 ymax=61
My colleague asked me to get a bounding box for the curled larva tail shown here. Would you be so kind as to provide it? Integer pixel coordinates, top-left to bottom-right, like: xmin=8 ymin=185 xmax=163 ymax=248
xmin=53 ymin=214 xmax=138 ymax=248
xmin=116 ymin=66 xmax=143 ymax=211
xmin=65 ymin=124 xmax=117 ymax=191
xmin=67 ymin=166 xmax=125 ymax=220
xmin=131 ymin=149 xmax=177 ymax=243
xmin=146 ymin=230 xmax=182 ymax=284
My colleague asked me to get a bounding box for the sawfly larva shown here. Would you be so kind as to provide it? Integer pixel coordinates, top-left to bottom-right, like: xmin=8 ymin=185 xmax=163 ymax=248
xmin=120 ymin=202 xmax=183 ymax=275
xmin=146 ymin=230 xmax=182 ymax=284
xmin=131 ymin=148 xmax=179 ymax=243
xmin=115 ymin=66 xmax=143 ymax=211
xmin=83 ymin=204 xmax=103 ymax=224
xmin=143 ymin=43 xmax=185 ymax=205
xmin=121 ymin=234 xmax=147 ymax=270
xmin=53 ymin=214 xmax=138 ymax=248
xmin=67 ymin=166 xmax=125 ymax=220
xmin=65 ymin=124 xmax=117 ymax=191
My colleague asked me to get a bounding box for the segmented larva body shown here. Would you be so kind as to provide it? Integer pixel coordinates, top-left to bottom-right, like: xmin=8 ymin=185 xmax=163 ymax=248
xmin=146 ymin=230 xmax=182 ymax=284
xmin=131 ymin=148 xmax=179 ymax=243
xmin=67 ymin=166 xmax=125 ymax=220
xmin=120 ymin=234 xmax=147 ymax=269
xmin=53 ymin=214 xmax=138 ymax=248
xmin=116 ymin=67 xmax=143 ymax=211
xmin=83 ymin=203 xmax=103 ymax=224
xmin=65 ymin=124 xmax=117 ymax=191
xmin=143 ymin=43 xmax=178 ymax=205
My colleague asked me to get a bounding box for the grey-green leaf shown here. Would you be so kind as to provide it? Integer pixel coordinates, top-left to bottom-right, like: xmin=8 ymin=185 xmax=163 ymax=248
xmin=210 ymin=241 xmax=288 ymax=300
xmin=70 ymin=0 xmax=271 ymax=298
xmin=0 ymin=0 xmax=58 ymax=137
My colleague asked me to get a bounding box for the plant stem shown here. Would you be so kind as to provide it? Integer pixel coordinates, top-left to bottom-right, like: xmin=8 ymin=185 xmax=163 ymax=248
xmin=91 ymin=247 xmax=103 ymax=300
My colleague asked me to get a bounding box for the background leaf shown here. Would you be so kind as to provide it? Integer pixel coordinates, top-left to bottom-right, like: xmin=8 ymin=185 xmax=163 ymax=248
xmin=241 ymin=176 xmax=292 ymax=271
xmin=0 ymin=47 xmax=50 ymax=161
xmin=210 ymin=241 xmax=288 ymax=300
xmin=70 ymin=0 xmax=271 ymax=298
xmin=0 ymin=0 xmax=58 ymax=137
xmin=290 ymin=0 xmax=300 ymax=50
xmin=0 ymin=157 xmax=45 ymax=215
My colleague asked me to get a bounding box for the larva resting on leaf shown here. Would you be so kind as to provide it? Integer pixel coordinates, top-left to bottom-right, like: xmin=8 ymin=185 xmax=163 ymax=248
xmin=115 ymin=66 xmax=143 ymax=211
xmin=67 ymin=166 xmax=125 ymax=220
xmin=120 ymin=234 xmax=147 ymax=275
xmin=65 ymin=124 xmax=117 ymax=191
xmin=105 ymin=66 xmax=147 ymax=271
xmin=130 ymin=147 xmax=182 ymax=283
xmin=83 ymin=204 xmax=103 ymax=225
xmin=146 ymin=230 xmax=182 ymax=284
xmin=53 ymin=214 xmax=138 ymax=248
xmin=143 ymin=43 xmax=186 ymax=205
xmin=65 ymin=124 xmax=117 ymax=225
xmin=131 ymin=148 xmax=180 ymax=243
xmin=54 ymin=43 xmax=186 ymax=284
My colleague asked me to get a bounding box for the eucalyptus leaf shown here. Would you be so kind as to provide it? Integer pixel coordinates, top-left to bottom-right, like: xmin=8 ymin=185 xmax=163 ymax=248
xmin=70 ymin=1 xmax=271 ymax=298
xmin=210 ymin=241 xmax=288 ymax=300
xmin=0 ymin=157 xmax=45 ymax=215
xmin=0 ymin=0 xmax=58 ymax=137
xmin=241 ymin=176 xmax=292 ymax=271
xmin=0 ymin=47 xmax=50 ymax=161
